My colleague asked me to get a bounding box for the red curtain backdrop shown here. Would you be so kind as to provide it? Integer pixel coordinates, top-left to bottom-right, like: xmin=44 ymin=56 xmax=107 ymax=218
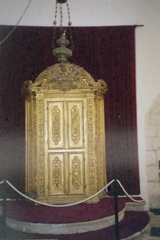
xmin=0 ymin=26 xmax=140 ymax=195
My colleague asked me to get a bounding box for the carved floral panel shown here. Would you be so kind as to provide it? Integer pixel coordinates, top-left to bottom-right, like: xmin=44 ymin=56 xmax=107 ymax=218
xmin=67 ymin=101 xmax=84 ymax=149
xmin=48 ymin=153 xmax=65 ymax=195
xmin=68 ymin=153 xmax=84 ymax=195
xmin=47 ymin=101 xmax=64 ymax=149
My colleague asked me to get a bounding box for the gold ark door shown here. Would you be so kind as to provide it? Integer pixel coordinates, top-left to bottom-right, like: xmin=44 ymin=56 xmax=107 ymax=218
xmin=24 ymin=62 xmax=107 ymax=203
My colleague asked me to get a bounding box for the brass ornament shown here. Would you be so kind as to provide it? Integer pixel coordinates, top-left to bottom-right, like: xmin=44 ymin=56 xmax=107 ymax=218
xmin=53 ymin=33 xmax=72 ymax=63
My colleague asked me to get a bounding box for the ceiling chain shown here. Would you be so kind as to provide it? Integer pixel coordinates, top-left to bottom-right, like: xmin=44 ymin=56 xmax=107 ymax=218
xmin=52 ymin=0 xmax=74 ymax=51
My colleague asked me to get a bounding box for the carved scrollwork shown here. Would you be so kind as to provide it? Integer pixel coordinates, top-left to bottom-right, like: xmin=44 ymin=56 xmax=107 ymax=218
xmin=71 ymin=105 xmax=80 ymax=144
xmin=87 ymin=98 xmax=96 ymax=193
xmin=52 ymin=106 xmax=61 ymax=145
xmin=37 ymin=99 xmax=45 ymax=197
xmin=23 ymin=63 xmax=108 ymax=93
xmin=52 ymin=157 xmax=61 ymax=191
xmin=72 ymin=156 xmax=81 ymax=190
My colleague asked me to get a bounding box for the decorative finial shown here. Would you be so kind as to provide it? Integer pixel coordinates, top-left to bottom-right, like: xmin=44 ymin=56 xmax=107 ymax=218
xmin=53 ymin=31 xmax=72 ymax=63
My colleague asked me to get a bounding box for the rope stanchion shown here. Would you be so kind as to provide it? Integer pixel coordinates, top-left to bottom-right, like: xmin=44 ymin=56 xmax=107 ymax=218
xmin=113 ymin=179 xmax=120 ymax=240
xmin=0 ymin=178 xmax=145 ymax=240
xmin=6 ymin=179 xmax=115 ymax=207
xmin=2 ymin=180 xmax=7 ymax=240
xmin=0 ymin=179 xmax=145 ymax=207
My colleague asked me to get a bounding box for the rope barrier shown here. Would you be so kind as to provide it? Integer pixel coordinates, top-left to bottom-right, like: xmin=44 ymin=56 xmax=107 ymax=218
xmin=0 ymin=179 xmax=145 ymax=207
xmin=6 ymin=180 xmax=115 ymax=207
xmin=116 ymin=180 xmax=145 ymax=203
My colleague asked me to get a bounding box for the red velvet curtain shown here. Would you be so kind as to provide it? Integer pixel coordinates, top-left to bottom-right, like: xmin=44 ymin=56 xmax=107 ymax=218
xmin=0 ymin=25 xmax=140 ymax=194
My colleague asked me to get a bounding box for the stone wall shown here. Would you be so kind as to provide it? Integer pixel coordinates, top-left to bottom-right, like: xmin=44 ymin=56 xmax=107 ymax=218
xmin=145 ymin=96 xmax=160 ymax=209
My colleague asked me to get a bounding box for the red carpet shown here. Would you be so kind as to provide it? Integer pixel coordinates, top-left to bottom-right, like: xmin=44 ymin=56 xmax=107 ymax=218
xmin=0 ymin=197 xmax=149 ymax=239
xmin=0 ymin=211 xmax=149 ymax=239
xmin=6 ymin=197 xmax=125 ymax=223
xmin=5 ymin=197 xmax=143 ymax=223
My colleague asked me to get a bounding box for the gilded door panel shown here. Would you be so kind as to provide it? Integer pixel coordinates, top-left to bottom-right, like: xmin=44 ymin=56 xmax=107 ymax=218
xmin=48 ymin=153 xmax=66 ymax=195
xmin=67 ymin=101 xmax=84 ymax=149
xmin=68 ymin=153 xmax=85 ymax=195
xmin=47 ymin=101 xmax=65 ymax=149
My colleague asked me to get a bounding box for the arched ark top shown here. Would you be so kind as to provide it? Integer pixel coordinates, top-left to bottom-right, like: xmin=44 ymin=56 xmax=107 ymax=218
xmin=23 ymin=63 xmax=108 ymax=94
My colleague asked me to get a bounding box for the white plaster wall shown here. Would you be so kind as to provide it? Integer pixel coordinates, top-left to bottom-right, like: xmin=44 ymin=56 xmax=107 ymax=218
xmin=1 ymin=0 xmax=160 ymax=208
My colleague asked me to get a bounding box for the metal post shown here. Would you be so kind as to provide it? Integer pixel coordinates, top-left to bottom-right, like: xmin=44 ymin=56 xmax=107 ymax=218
xmin=57 ymin=0 xmax=67 ymax=3
xmin=113 ymin=179 xmax=120 ymax=240
xmin=2 ymin=180 xmax=7 ymax=240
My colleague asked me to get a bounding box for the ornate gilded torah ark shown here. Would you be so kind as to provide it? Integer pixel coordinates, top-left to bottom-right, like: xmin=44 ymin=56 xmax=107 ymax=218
xmin=23 ymin=62 xmax=107 ymax=203
xmin=23 ymin=33 xmax=107 ymax=203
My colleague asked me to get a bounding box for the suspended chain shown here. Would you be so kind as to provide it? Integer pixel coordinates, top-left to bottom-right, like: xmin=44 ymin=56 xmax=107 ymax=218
xmin=52 ymin=1 xmax=58 ymax=50
xmin=52 ymin=0 xmax=74 ymax=50
xmin=60 ymin=4 xmax=63 ymax=33
xmin=67 ymin=1 xmax=74 ymax=50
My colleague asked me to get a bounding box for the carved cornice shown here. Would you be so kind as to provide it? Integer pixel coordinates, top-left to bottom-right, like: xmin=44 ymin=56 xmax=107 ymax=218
xmin=23 ymin=63 xmax=108 ymax=94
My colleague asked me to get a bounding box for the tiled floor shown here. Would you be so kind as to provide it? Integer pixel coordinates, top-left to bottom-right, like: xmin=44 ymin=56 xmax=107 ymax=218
xmin=134 ymin=211 xmax=160 ymax=240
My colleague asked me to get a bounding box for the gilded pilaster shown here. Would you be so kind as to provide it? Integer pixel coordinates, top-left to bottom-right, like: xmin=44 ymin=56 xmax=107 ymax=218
xmin=36 ymin=98 xmax=45 ymax=197
xmin=95 ymin=95 xmax=107 ymax=195
xmin=87 ymin=97 xmax=97 ymax=194
xmin=25 ymin=98 xmax=36 ymax=193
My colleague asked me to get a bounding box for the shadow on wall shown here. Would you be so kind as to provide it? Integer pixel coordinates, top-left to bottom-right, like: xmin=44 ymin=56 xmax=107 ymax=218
xmin=0 ymin=128 xmax=25 ymax=194
xmin=145 ymin=95 xmax=160 ymax=209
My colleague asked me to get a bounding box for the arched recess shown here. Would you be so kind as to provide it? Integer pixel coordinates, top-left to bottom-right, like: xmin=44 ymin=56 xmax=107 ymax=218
xmin=145 ymin=95 xmax=160 ymax=208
